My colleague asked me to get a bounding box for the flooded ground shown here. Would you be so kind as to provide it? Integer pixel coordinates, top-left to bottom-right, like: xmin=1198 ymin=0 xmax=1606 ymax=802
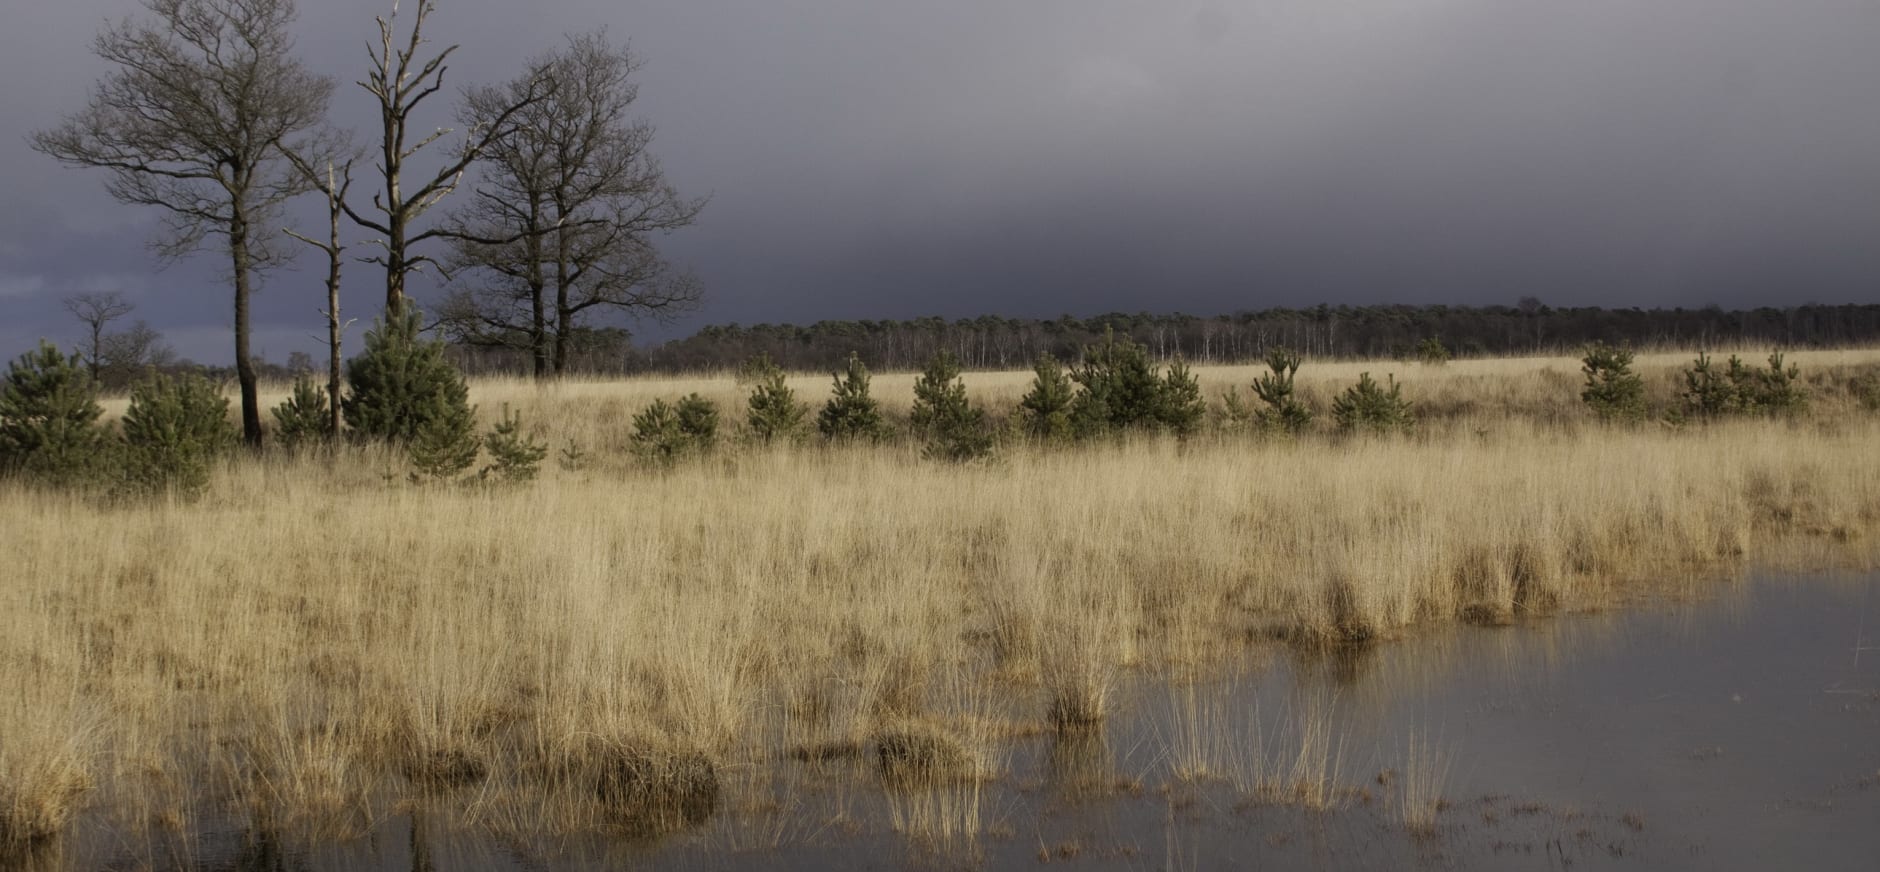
xmin=66 ymin=571 xmax=1880 ymax=870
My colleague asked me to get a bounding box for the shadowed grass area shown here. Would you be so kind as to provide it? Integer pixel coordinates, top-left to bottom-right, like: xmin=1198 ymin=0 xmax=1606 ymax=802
xmin=3 ymin=351 xmax=1880 ymax=859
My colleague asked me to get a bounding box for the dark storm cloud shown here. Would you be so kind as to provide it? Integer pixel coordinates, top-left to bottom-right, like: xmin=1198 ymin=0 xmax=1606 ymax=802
xmin=4 ymin=1 xmax=1878 ymax=362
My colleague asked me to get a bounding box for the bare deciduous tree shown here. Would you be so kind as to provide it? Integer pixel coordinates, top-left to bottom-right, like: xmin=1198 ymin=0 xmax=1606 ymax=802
xmin=31 ymin=0 xmax=337 ymax=446
xmin=438 ymin=32 xmax=704 ymax=378
xmin=282 ymin=155 xmax=356 ymax=438
xmin=98 ymin=321 xmax=177 ymax=388
xmin=348 ymin=0 xmax=550 ymax=318
xmin=62 ymin=291 xmax=135 ymax=381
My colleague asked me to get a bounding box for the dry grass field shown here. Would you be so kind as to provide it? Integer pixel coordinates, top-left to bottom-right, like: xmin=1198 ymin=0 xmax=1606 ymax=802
xmin=5 ymin=347 xmax=1880 ymax=863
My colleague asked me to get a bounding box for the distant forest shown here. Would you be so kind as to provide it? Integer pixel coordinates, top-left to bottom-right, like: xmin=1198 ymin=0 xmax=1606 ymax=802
xmin=447 ymin=302 xmax=1880 ymax=375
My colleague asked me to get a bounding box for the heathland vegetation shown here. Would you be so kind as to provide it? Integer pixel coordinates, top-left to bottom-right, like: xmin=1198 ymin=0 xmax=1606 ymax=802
xmin=10 ymin=0 xmax=1880 ymax=865
xmin=4 ymin=337 xmax=1880 ymax=862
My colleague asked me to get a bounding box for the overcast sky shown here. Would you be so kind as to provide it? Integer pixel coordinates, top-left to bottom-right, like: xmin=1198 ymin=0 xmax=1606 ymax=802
xmin=3 ymin=0 xmax=1878 ymax=364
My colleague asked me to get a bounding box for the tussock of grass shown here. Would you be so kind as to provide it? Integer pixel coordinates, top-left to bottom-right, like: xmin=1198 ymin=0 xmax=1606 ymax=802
xmin=0 ymin=683 xmax=96 ymax=857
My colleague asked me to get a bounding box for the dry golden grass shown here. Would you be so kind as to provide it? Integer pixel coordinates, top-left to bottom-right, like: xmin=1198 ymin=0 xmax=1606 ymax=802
xmin=6 ymin=348 xmax=1880 ymax=859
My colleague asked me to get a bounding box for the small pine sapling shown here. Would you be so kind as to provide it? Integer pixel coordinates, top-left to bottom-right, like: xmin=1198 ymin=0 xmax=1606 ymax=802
xmin=481 ymin=404 xmax=547 ymax=483
xmin=1579 ymin=342 xmax=1646 ymax=423
xmin=1332 ymin=372 xmax=1414 ymax=436
xmin=1417 ymin=336 xmax=1451 ymax=366
xmin=1218 ymin=386 xmax=1256 ymax=432
xmin=745 ymin=357 xmax=806 ymax=444
xmin=631 ymin=398 xmax=706 ymax=464
xmin=911 ymin=350 xmax=993 ymax=461
xmin=1679 ymin=352 xmax=1736 ymax=419
xmin=817 ymin=352 xmax=887 ymax=442
xmin=1252 ymin=347 xmax=1313 ymax=435
xmin=1017 ymin=353 xmax=1074 ymax=442
xmin=272 ymin=375 xmax=335 ymax=449
xmin=407 ymin=400 xmax=480 ymax=483
xmin=675 ymin=393 xmax=720 ymax=451
xmin=1069 ymin=328 xmax=1161 ymax=436
xmin=1156 ymin=358 xmax=1207 ymax=436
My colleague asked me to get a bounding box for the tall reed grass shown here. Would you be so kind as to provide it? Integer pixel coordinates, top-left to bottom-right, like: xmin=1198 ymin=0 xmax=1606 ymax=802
xmin=4 ymin=350 xmax=1879 ymax=859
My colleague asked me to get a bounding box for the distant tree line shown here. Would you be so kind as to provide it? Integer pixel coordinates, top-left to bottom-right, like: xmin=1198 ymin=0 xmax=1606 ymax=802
xmin=602 ymin=303 xmax=1880 ymax=374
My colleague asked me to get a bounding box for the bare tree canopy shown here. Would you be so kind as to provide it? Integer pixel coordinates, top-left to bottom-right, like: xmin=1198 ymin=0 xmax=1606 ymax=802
xmin=30 ymin=0 xmax=338 ymax=445
xmin=62 ymin=292 xmax=136 ymax=381
xmin=439 ymin=31 xmax=705 ymax=378
xmin=350 ymin=0 xmax=550 ymax=318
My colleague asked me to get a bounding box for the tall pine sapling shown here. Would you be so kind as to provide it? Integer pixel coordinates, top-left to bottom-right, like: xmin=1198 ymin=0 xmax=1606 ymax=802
xmin=0 ymin=341 xmax=107 ymax=486
xmin=343 ymin=310 xmax=476 ymax=445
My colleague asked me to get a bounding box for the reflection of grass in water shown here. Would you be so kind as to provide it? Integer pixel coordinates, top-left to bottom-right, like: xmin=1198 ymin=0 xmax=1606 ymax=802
xmin=877 ymin=668 xmax=1001 ymax=859
xmin=884 ymin=777 xmax=985 ymax=859
xmin=1161 ymin=680 xmax=1259 ymax=787
xmin=1159 ymin=680 xmax=1348 ymax=810
xmin=1398 ymin=726 xmax=1452 ymax=838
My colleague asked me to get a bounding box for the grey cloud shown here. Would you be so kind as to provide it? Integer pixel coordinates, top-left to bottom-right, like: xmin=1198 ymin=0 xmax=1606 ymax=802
xmin=3 ymin=1 xmax=1878 ymax=363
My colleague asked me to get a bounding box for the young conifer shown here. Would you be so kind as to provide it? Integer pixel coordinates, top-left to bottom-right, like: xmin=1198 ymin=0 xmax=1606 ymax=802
xmin=1332 ymin=372 xmax=1414 ymax=435
xmin=118 ymin=372 xmax=237 ymax=498
xmin=0 ymin=341 xmax=107 ymax=486
xmin=1580 ymin=343 xmax=1646 ymax=423
xmin=272 ymin=375 xmax=334 ymax=449
xmin=818 ymin=352 xmax=887 ymax=442
xmin=745 ymin=355 xmax=806 ymax=444
xmin=1018 ymin=353 xmax=1075 ymax=442
xmin=1251 ymin=347 xmax=1313 ymax=435
xmin=911 ymin=350 xmax=992 ymax=461
xmin=481 ymin=404 xmax=547 ymax=482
